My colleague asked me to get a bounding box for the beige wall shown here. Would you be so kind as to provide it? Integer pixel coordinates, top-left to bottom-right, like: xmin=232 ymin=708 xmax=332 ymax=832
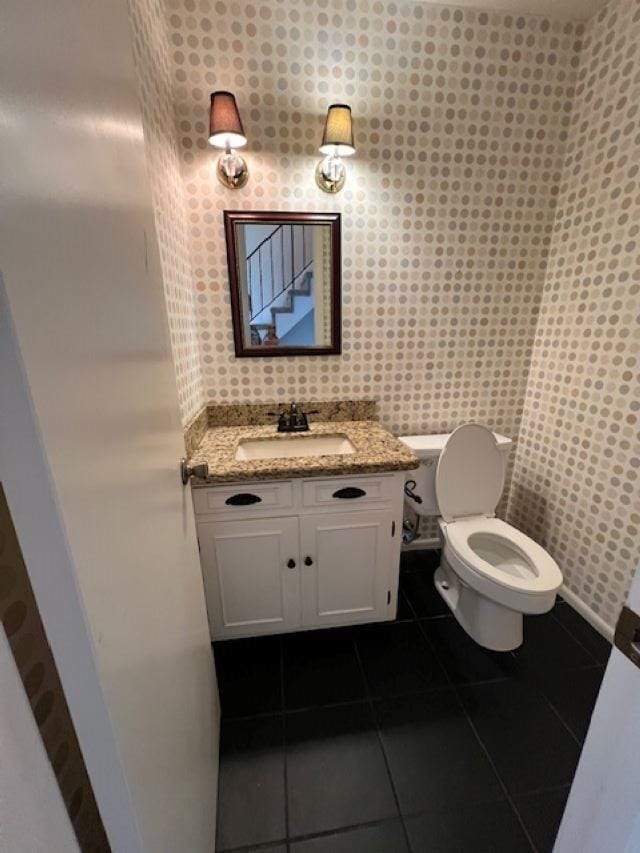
xmin=165 ymin=0 xmax=581 ymax=445
xmin=1 ymin=0 xmax=219 ymax=848
xmin=508 ymin=0 xmax=640 ymax=631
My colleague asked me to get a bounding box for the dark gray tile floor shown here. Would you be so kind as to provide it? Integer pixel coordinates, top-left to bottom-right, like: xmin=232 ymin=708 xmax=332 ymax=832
xmin=213 ymin=550 xmax=609 ymax=852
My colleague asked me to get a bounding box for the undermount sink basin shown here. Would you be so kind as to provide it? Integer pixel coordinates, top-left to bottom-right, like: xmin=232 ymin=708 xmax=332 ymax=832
xmin=235 ymin=434 xmax=356 ymax=461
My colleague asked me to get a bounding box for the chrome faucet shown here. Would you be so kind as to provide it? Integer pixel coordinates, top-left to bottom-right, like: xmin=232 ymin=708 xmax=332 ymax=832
xmin=268 ymin=402 xmax=318 ymax=433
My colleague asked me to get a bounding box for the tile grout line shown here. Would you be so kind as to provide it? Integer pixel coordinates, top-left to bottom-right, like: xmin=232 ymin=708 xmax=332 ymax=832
xmin=220 ymin=840 xmax=288 ymax=853
xmin=223 ymin=815 xmax=416 ymax=852
xmin=414 ymin=616 xmax=540 ymax=853
xmin=530 ymin=681 xmax=584 ymax=748
xmin=222 ymin=675 xmax=526 ymax=724
xmin=550 ymin=606 xmax=606 ymax=665
xmin=398 ymin=582 xmax=418 ymax=621
xmin=513 ymin=600 xmax=607 ymax=750
xmin=225 ymin=668 xmax=522 ymax=722
xmin=512 ymin=618 xmax=600 ymax=749
xmin=351 ymin=633 xmax=414 ymax=853
xmin=220 ymin=779 xmax=570 ymax=853
xmin=284 ymin=682 xmax=452 ymax=714
xmin=279 ymin=637 xmax=291 ymax=851
xmin=454 ymin=700 xmax=540 ymax=853
xmin=286 ymin=817 xmax=409 ymax=848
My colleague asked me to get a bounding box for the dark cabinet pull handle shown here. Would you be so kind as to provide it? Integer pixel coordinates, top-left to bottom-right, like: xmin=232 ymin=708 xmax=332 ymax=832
xmin=304 ymin=556 xmax=313 ymax=566
xmin=332 ymin=487 xmax=366 ymax=500
xmin=225 ymin=493 xmax=262 ymax=506
xmin=287 ymin=559 xmax=296 ymax=569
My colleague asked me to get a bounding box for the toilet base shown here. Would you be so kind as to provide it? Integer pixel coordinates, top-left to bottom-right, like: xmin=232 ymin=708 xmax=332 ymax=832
xmin=434 ymin=559 xmax=523 ymax=652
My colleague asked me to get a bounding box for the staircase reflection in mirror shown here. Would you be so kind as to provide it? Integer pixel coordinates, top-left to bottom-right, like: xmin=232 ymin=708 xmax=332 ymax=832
xmin=224 ymin=211 xmax=342 ymax=357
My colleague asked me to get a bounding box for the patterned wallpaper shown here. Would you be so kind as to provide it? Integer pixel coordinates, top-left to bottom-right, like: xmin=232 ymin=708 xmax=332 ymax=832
xmin=164 ymin=0 xmax=582 ymax=446
xmin=128 ymin=0 xmax=637 ymax=629
xmin=128 ymin=0 xmax=204 ymax=425
xmin=508 ymin=0 xmax=640 ymax=630
xmin=0 ymin=486 xmax=110 ymax=850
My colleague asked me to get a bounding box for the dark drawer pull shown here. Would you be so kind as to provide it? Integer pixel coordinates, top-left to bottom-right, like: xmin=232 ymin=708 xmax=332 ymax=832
xmin=225 ymin=493 xmax=262 ymax=506
xmin=332 ymin=487 xmax=366 ymax=500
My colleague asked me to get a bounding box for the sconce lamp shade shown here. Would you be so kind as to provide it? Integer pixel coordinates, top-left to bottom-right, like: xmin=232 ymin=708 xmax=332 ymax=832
xmin=319 ymin=104 xmax=355 ymax=156
xmin=208 ymin=91 xmax=247 ymax=149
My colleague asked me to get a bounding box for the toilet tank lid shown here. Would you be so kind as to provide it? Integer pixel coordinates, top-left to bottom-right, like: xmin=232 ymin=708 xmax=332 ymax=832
xmin=399 ymin=431 xmax=512 ymax=458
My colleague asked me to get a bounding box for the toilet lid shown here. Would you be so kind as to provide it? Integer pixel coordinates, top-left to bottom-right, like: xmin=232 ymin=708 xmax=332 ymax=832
xmin=436 ymin=423 xmax=505 ymax=522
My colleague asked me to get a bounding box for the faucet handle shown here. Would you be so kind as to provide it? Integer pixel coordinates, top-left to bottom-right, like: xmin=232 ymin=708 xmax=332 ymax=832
xmin=266 ymin=409 xmax=288 ymax=430
xmin=289 ymin=401 xmax=306 ymax=427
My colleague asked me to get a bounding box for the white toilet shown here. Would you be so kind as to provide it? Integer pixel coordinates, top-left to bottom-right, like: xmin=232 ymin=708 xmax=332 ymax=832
xmin=399 ymin=424 xmax=563 ymax=651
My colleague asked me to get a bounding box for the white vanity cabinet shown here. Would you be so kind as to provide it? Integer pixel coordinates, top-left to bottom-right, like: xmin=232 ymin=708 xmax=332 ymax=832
xmin=299 ymin=511 xmax=394 ymax=629
xmin=197 ymin=516 xmax=302 ymax=636
xmin=192 ymin=471 xmax=405 ymax=640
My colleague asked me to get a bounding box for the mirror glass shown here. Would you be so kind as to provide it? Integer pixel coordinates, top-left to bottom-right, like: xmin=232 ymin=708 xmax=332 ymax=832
xmin=224 ymin=212 xmax=341 ymax=357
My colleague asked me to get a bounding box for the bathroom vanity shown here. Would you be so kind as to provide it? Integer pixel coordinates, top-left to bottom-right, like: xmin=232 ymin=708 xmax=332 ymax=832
xmin=193 ymin=471 xmax=407 ymax=639
xmin=185 ymin=403 xmax=417 ymax=640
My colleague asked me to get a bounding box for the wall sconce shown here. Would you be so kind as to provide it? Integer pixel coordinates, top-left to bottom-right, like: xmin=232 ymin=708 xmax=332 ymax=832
xmin=208 ymin=91 xmax=248 ymax=189
xmin=315 ymin=104 xmax=355 ymax=194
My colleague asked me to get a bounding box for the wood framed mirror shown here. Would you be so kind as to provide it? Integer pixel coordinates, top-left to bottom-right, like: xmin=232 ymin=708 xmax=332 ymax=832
xmin=224 ymin=211 xmax=342 ymax=357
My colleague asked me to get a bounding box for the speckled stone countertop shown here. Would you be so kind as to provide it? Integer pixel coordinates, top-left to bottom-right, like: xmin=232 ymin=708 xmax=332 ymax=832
xmin=187 ymin=419 xmax=418 ymax=485
xmin=183 ymin=399 xmax=378 ymax=457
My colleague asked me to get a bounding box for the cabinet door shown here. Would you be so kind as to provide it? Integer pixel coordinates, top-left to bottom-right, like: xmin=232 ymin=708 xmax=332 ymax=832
xmin=300 ymin=510 xmax=393 ymax=628
xmin=198 ymin=516 xmax=300 ymax=639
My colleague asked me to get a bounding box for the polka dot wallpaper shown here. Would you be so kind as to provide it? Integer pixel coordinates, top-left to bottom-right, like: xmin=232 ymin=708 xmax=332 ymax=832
xmin=508 ymin=0 xmax=640 ymax=630
xmin=129 ymin=0 xmax=205 ymax=424
xmin=165 ymin=0 xmax=582 ymax=449
xmin=126 ymin=0 xmax=638 ymax=630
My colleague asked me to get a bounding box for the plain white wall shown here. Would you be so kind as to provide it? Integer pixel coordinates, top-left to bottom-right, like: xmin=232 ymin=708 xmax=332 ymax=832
xmin=0 ymin=0 xmax=219 ymax=850
xmin=0 ymin=280 xmax=142 ymax=851
xmin=0 ymin=628 xmax=79 ymax=853
xmin=555 ymin=568 xmax=640 ymax=853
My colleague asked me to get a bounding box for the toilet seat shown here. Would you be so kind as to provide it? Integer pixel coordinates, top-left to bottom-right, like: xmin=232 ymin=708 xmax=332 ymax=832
xmin=442 ymin=517 xmax=563 ymax=604
xmin=435 ymin=423 xmax=505 ymax=522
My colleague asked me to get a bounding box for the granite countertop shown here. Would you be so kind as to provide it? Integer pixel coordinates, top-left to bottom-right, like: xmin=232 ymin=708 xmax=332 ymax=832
xmin=187 ymin=419 xmax=419 ymax=485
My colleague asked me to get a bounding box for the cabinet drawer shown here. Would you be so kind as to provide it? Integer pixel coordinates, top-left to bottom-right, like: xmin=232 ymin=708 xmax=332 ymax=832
xmin=301 ymin=474 xmax=396 ymax=509
xmin=192 ymin=480 xmax=294 ymax=516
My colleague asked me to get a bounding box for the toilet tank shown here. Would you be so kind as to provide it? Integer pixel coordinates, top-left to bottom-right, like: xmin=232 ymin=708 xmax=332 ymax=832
xmin=398 ymin=431 xmax=513 ymax=517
